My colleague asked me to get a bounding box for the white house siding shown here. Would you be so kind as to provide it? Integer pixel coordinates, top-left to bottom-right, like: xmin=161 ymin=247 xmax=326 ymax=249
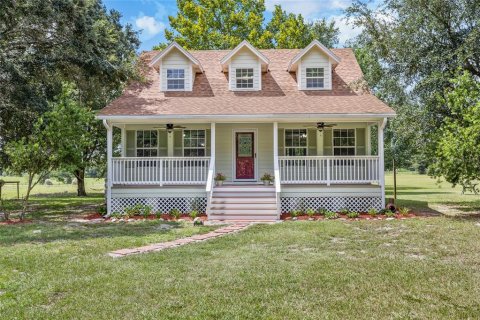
xmin=215 ymin=123 xmax=273 ymax=181
xmin=229 ymin=47 xmax=261 ymax=91
xmin=299 ymin=47 xmax=332 ymax=90
xmin=277 ymin=123 xmax=369 ymax=156
xmin=160 ymin=48 xmax=193 ymax=91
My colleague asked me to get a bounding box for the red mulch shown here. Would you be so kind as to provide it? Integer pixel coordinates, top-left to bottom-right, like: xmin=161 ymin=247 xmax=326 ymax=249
xmin=281 ymin=212 xmax=418 ymax=221
xmin=85 ymin=212 xmax=208 ymax=222
xmin=0 ymin=219 xmax=33 ymax=225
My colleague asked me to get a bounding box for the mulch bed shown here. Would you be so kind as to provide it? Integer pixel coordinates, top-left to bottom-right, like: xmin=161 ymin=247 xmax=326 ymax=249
xmin=0 ymin=219 xmax=33 ymax=225
xmin=280 ymin=212 xmax=417 ymax=221
xmin=84 ymin=212 xmax=208 ymax=222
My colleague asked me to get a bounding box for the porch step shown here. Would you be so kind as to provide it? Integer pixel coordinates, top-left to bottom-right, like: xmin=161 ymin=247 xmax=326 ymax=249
xmin=208 ymin=185 xmax=278 ymax=221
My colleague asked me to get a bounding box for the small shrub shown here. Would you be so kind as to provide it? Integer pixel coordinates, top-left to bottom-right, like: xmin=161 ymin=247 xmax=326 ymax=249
xmin=324 ymin=211 xmax=339 ymax=219
xmin=339 ymin=208 xmax=349 ymax=215
xmin=111 ymin=212 xmax=122 ymax=219
xmin=170 ymin=208 xmax=181 ymax=219
xmin=124 ymin=204 xmax=142 ymax=217
xmin=347 ymin=211 xmax=359 ymax=219
xmin=190 ymin=210 xmax=198 ymax=219
xmin=385 ymin=210 xmax=395 ymax=218
xmin=306 ymin=208 xmax=315 ymax=218
xmin=317 ymin=207 xmax=328 ymax=215
xmin=142 ymin=205 xmax=152 ymax=218
xmin=290 ymin=209 xmax=301 ymax=218
xmin=44 ymin=179 xmax=53 ymax=186
xmin=155 ymin=211 xmax=162 ymax=219
xmin=368 ymin=208 xmax=378 ymax=217
xmin=399 ymin=207 xmax=410 ymax=216
xmin=98 ymin=205 xmax=107 ymax=216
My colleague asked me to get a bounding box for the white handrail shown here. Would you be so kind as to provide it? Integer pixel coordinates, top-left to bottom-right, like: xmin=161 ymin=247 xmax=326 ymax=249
xmin=112 ymin=157 xmax=210 ymax=185
xmin=278 ymin=156 xmax=380 ymax=184
xmin=205 ymin=155 xmax=215 ymax=215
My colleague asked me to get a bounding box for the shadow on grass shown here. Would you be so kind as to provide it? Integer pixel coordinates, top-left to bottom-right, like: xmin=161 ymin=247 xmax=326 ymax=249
xmin=390 ymin=199 xmax=442 ymax=216
xmin=0 ymin=221 xmax=186 ymax=246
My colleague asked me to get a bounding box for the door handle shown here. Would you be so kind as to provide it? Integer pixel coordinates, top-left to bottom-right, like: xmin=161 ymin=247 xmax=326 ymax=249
xmin=255 ymin=153 xmax=257 ymax=158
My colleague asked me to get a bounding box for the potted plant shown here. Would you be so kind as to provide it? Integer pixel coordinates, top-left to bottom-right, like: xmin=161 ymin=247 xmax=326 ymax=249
xmin=214 ymin=173 xmax=226 ymax=186
xmin=260 ymin=172 xmax=274 ymax=186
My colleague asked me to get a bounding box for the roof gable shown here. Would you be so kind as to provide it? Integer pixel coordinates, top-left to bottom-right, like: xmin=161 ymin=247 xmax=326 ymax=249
xmin=149 ymin=41 xmax=204 ymax=73
xmin=220 ymin=40 xmax=270 ymax=71
xmin=288 ymin=40 xmax=341 ymax=72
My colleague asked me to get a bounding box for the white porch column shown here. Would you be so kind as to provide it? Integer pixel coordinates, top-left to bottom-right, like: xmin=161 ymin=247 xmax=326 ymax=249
xmin=103 ymin=120 xmax=113 ymax=215
xmin=120 ymin=125 xmax=126 ymax=157
xmin=210 ymin=122 xmax=216 ymax=160
xmin=273 ymin=122 xmax=278 ymax=161
xmin=316 ymin=130 xmax=324 ymax=155
xmin=167 ymin=132 xmax=174 ymax=157
xmin=378 ymin=118 xmax=387 ymax=207
xmin=366 ymin=124 xmax=372 ymax=156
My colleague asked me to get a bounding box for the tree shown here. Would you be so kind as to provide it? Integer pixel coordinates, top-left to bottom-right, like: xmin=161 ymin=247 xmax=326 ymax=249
xmin=159 ymin=1 xmax=339 ymax=50
xmin=0 ymin=0 xmax=139 ymax=196
xmin=165 ymin=0 xmax=271 ymax=49
xmin=430 ymin=71 xmax=480 ymax=192
xmin=5 ymin=84 xmax=93 ymax=219
xmin=346 ymin=0 xmax=480 ymax=171
xmin=266 ymin=5 xmax=339 ymax=48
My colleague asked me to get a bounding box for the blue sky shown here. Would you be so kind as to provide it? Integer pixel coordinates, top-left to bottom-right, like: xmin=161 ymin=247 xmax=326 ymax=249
xmin=103 ymin=0 xmax=365 ymax=52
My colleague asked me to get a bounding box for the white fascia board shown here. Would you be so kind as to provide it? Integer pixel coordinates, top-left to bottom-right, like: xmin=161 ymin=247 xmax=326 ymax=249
xmin=288 ymin=40 xmax=341 ymax=72
xmin=149 ymin=41 xmax=204 ymax=72
xmin=220 ymin=40 xmax=270 ymax=66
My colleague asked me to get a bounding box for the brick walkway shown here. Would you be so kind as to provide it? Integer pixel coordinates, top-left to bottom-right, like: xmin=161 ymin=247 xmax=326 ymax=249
xmin=108 ymin=223 xmax=251 ymax=258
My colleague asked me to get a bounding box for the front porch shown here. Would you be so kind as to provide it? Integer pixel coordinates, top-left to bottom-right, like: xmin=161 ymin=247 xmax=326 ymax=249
xmin=104 ymin=120 xmax=387 ymax=218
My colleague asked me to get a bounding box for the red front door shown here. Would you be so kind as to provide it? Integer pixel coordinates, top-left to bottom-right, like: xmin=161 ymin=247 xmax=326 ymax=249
xmin=235 ymin=132 xmax=255 ymax=180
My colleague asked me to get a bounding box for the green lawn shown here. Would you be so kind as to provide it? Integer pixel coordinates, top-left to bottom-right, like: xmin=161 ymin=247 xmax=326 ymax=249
xmin=385 ymin=171 xmax=480 ymax=216
xmin=0 ymin=172 xmax=479 ymax=319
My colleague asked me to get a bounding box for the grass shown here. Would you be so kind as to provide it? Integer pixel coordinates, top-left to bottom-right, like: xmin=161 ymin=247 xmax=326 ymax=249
xmin=0 ymin=172 xmax=479 ymax=318
xmin=1 ymin=219 xmax=480 ymax=319
xmin=385 ymin=171 xmax=480 ymax=216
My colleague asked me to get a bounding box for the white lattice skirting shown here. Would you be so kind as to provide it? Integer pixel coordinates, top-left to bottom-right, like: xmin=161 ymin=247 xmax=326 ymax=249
xmin=281 ymin=196 xmax=383 ymax=213
xmin=111 ymin=197 xmax=207 ymax=214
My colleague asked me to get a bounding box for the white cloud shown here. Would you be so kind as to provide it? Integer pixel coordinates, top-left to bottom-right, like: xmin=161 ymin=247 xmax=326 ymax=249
xmin=330 ymin=14 xmax=363 ymax=46
xmin=135 ymin=15 xmax=165 ymax=39
xmin=265 ymin=0 xmax=351 ymax=17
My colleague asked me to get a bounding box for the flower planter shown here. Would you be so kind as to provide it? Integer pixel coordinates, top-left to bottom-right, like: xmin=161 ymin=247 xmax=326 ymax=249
xmin=216 ymin=180 xmax=224 ymax=186
xmin=263 ymin=180 xmax=271 ymax=186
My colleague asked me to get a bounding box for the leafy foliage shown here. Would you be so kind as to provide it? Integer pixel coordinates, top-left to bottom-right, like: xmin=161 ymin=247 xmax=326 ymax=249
xmin=430 ymin=71 xmax=480 ymax=191
xmin=346 ymin=0 xmax=480 ymax=172
xmin=161 ymin=1 xmax=339 ymax=50
xmin=0 ymin=0 xmax=139 ymax=195
xmin=4 ymin=84 xmax=93 ymax=218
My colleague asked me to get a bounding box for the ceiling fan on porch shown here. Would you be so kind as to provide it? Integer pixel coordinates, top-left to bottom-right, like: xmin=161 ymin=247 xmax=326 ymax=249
xmin=304 ymin=122 xmax=337 ymax=132
xmin=153 ymin=123 xmax=187 ymax=133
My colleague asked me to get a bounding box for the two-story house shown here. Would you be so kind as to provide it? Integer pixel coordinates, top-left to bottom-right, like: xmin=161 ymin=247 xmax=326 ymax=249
xmin=97 ymin=40 xmax=395 ymax=221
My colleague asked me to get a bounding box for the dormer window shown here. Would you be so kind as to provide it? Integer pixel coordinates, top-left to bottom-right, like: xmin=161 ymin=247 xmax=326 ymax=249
xmin=306 ymin=68 xmax=324 ymax=89
xmin=220 ymin=40 xmax=270 ymax=91
xmin=288 ymin=40 xmax=341 ymax=91
xmin=235 ymin=68 xmax=254 ymax=89
xmin=167 ymin=69 xmax=185 ymax=90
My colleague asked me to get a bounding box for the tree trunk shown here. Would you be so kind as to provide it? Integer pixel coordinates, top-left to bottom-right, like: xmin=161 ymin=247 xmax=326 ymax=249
xmin=75 ymin=168 xmax=87 ymax=197
xmin=21 ymin=174 xmax=34 ymax=221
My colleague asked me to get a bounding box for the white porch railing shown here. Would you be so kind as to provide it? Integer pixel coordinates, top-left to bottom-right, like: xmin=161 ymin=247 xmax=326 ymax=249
xmin=278 ymin=156 xmax=380 ymax=184
xmin=112 ymin=157 xmax=210 ymax=185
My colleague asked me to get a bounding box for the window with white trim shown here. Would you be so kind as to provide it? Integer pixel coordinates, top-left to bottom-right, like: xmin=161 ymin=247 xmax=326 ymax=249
xmin=306 ymin=67 xmax=324 ymax=89
xmin=235 ymin=68 xmax=254 ymax=89
xmin=285 ymin=129 xmax=307 ymax=156
xmin=333 ymin=129 xmax=355 ymax=156
xmin=136 ymin=130 xmax=158 ymax=157
xmin=183 ymin=130 xmax=206 ymax=157
xmin=167 ymin=69 xmax=185 ymax=90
